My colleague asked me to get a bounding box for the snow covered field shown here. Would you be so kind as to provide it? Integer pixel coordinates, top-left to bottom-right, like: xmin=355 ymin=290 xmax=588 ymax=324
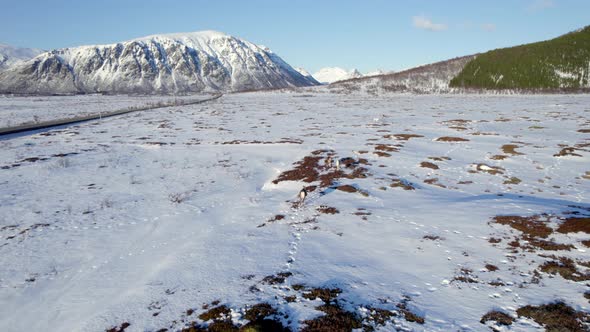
xmin=0 ymin=94 xmax=208 ymax=127
xmin=0 ymin=91 xmax=589 ymax=331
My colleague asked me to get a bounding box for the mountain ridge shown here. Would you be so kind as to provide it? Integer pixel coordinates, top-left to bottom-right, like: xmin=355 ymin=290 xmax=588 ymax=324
xmin=0 ymin=31 xmax=318 ymax=95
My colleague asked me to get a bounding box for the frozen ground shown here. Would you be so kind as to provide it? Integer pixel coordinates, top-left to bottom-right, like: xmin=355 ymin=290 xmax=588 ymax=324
xmin=0 ymin=94 xmax=208 ymax=127
xmin=0 ymin=91 xmax=589 ymax=331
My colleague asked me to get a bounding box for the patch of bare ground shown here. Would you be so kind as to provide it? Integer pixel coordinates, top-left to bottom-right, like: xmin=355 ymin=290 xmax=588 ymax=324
xmin=485 ymin=264 xmax=499 ymax=272
xmin=106 ymin=322 xmax=130 ymax=332
xmin=221 ymin=139 xmax=302 ymax=145
xmin=396 ymin=297 xmax=425 ymax=324
xmin=423 ymin=235 xmax=443 ymax=241
xmin=336 ymin=185 xmax=369 ymax=197
xmin=273 ymin=151 xmax=371 ymax=198
xmin=428 ymin=156 xmax=451 ymax=161
xmin=471 ymin=163 xmax=505 ymax=175
xmin=554 ymin=147 xmax=583 ymax=157
xmin=490 ymin=154 xmax=508 ymax=160
xmin=241 ymin=303 xmax=290 ymax=332
xmin=390 ymin=178 xmax=416 ymax=190
xmin=317 ymin=206 xmax=339 ymax=214
xmin=516 ymin=302 xmax=590 ymax=332
xmin=387 ymin=133 xmax=424 ymax=141
xmin=452 ymin=268 xmax=479 ymax=284
xmin=578 ymin=129 xmax=590 ymax=133
xmin=583 ymin=171 xmax=590 ymax=180
xmin=539 ymin=257 xmax=590 ymax=281
xmin=420 ymin=161 xmax=439 ymax=170
xmin=501 ymin=144 xmax=524 ymax=156
xmin=557 ymin=218 xmax=590 ymax=234
xmin=492 ymin=215 xmax=553 ymax=238
xmin=480 ymin=311 xmax=514 ymax=326
xmin=258 ymin=214 xmax=286 ymax=228
xmin=272 ymin=155 xmax=322 ymax=184
xmin=262 ymin=272 xmax=292 ymax=285
xmin=435 ymin=136 xmax=469 ymax=142
xmin=503 ymin=177 xmax=522 ymax=185
xmin=423 ymin=178 xmax=446 ymax=188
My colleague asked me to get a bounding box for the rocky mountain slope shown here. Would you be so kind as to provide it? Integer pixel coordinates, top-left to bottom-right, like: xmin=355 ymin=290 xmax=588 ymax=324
xmin=0 ymin=31 xmax=318 ymax=94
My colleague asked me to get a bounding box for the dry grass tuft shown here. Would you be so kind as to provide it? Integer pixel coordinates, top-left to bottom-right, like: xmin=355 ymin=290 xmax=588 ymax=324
xmin=480 ymin=311 xmax=514 ymax=326
xmin=436 ymin=136 xmax=470 ymax=142
xmin=516 ymin=302 xmax=590 ymax=332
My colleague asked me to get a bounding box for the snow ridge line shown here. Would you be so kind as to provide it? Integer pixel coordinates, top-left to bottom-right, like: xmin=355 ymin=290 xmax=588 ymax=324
xmin=0 ymin=93 xmax=222 ymax=137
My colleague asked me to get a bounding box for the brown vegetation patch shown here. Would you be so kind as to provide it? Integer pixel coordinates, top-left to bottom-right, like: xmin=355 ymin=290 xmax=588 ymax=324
xmin=198 ymin=305 xmax=232 ymax=322
xmin=106 ymin=322 xmax=131 ymax=332
xmin=374 ymin=144 xmax=398 ymax=152
xmin=493 ymin=215 xmax=553 ymax=238
xmin=390 ymin=178 xmax=416 ymax=190
xmin=435 ymin=136 xmax=470 ymax=142
xmin=485 ymin=264 xmax=499 ymax=272
xmin=539 ymin=257 xmax=590 ymax=281
xmin=262 ymin=272 xmax=292 ymax=285
xmin=423 ymin=235 xmax=443 ymax=241
xmin=582 ymin=240 xmax=590 ymax=247
xmin=428 ymin=156 xmax=451 ymax=161
xmin=557 ymin=218 xmax=590 ymax=234
xmin=424 ymin=178 xmax=446 ymax=188
xmin=337 ymin=185 xmax=358 ymax=193
xmin=317 ymin=206 xmax=340 ymax=214
xmin=504 ymin=177 xmax=522 ymax=185
xmin=554 ymin=147 xmax=583 ymax=157
xmin=373 ymin=151 xmax=391 ymax=157
xmin=303 ymin=287 xmax=342 ymax=303
xmin=488 ymin=237 xmax=502 ymax=244
xmin=525 ymin=238 xmax=574 ymax=251
xmin=396 ymin=300 xmax=425 ymax=324
xmin=473 ymin=164 xmax=505 ymax=175
xmin=480 ymin=311 xmax=514 ymax=326
xmin=452 ymin=268 xmax=479 ymax=284
xmin=490 ymin=155 xmax=508 ymax=160
xmin=302 ymin=304 xmax=362 ymax=332
xmin=272 ymin=156 xmax=322 ymax=184
xmin=501 ymin=144 xmax=524 ymax=156
xmin=420 ymin=161 xmax=439 ymax=170
xmin=390 ymin=133 xmax=424 ymax=141
xmin=583 ymin=171 xmax=590 ymax=180
xmin=578 ymin=129 xmax=590 ymax=133
xmin=516 ymin=302 xmax=590 ymax=332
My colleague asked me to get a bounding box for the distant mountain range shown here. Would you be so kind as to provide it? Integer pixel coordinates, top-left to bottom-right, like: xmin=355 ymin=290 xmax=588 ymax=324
xmin=0 ymin=44 xmax=43 ymax=68
xmin=331 ymin=56 xmax=476 ymax=93
xmin=0 ymin=31 xmax=318 ymax=95
xmin=333 ymin=25 xmax=590 ymax=93
xmin=1 ymin=25 xmax=589 ymax=95
xmin=450 ymin=26 xmax=590 ymax=90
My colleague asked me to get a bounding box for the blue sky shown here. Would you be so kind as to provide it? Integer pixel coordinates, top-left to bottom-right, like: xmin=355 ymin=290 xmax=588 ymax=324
xmin=0 ymin=0 xmax=588 ymax=73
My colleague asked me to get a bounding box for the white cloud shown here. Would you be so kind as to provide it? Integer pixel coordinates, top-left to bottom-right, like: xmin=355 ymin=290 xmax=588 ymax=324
xmin=481 ymin=23 xmax=496 ymax=32
xmin=528 ymin=0 xmax=554 ymax=11
xmin=412 ymin=16 xmax=448 ymax=31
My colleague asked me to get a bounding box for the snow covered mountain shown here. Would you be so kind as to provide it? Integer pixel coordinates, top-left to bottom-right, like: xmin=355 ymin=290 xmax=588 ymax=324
xmin=330 ymin=55 xmax=477 ymax=93
xmin=0 ymin=31 xmax=318 ymax=94
xmin=294 ymin=67 xmax=319 ymax=85
xmin=312 ymin=67 xmax=363 ymax=84
xmin=0 ymin=44 xmax=43 ymax=68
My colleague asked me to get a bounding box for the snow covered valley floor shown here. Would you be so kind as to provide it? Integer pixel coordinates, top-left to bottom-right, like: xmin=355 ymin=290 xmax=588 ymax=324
xmin=0 ymin=92 xmax=589 ymax=332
